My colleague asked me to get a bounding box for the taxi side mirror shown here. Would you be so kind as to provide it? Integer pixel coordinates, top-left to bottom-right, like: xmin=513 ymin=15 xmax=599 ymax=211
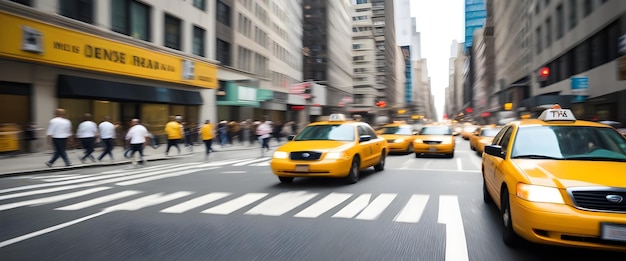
xmin=413 ymin=132 xmax=419 ymax=135
xmin=484 ymin=145 xmax=504 ymax=158
xmin=359 ymin=135 xmax=372 ymax=142
xmin=287 ymin=135 xmax=295 ymax=141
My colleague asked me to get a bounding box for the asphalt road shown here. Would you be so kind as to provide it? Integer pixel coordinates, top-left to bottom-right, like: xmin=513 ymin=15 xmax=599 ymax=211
xmin=0 ymin=139 xmax=624 ymax=260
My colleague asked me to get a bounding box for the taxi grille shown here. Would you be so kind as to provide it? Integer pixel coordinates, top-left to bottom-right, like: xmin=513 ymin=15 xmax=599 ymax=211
xmin=423 ymin=140 xmax=442 ymax=145
xmin=570 ymin=189 xmax=626 ymax=213
xmin=290 ymin=151 xmax=322 ymax=161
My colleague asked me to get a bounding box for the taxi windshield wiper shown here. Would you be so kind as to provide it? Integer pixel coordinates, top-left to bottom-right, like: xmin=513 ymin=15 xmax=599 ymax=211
xmin=512 ymin=154 xmax=564 ymax=160
xmin=565 ymin=156 xmax=626 ymax=162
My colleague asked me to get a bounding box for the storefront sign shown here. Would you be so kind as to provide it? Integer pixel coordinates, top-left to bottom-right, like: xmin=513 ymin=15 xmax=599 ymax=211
xmin=570 ymin=76 xmax=589 ymax=103
xmin=0 ymin=12 xmax=217 ymax=88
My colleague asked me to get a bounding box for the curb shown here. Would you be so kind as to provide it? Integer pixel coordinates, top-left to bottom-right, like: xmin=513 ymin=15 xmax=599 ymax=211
xmin=0 ymin=157 xmax=176 ymax=178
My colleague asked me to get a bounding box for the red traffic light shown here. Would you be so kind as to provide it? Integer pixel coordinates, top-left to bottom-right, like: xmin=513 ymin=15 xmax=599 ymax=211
xmin=376 ymin=101 xmax=386 ymax=108
xmin=539 ymin=67 xmax=550 ymax=77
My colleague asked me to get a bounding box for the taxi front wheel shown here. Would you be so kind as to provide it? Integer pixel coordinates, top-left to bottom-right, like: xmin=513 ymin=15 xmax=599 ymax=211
xmin=501 ymin=188 xmax=520 ymax=247
xmin=345 ymin=156 xmax=360 ymax=184
xmin=278 ymin=177 xmax=294 ymax=183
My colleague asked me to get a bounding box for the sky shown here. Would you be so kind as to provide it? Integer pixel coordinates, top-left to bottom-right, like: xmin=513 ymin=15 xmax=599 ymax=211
xmin=410 ymin=0 xmax=465 ymax=121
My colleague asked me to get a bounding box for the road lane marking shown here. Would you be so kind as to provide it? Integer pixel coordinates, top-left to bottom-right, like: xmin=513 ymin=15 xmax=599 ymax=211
xmin=400 ymin=159 xmax=415 ymax=169
xmin=0 ymin=211 xmax=109 ymax=248
xmin=100 ymin=163 xmax=182 ymax=174
xmin=104 ymin=192 xmax=193 ymax=211
xmin=438 ymin=195 xmax=469 ymax=261
xmin=469 ymin=154 xmax=481 ymax=170
xmin=294 ymin=193 xmax=352 ymax=218
xmin=55 ymin=190 xmax=142 ymax=211
xmin=32 ymin=174 xmax=80 ymax=179
xmin=387 ymin=168 xmax=480 ymax=173
xmin=332 ymin=194 xmax=371 ymax=218
xmin=115 ymin=167 xmax=217 ymax=186
xmin=245 ymin=191 xmax=318 ymax=216
xmin=456 ymin=158 xmax=463 ymax=171
xmin=197 ymin=159 xmax=255 ymax=167
xmin=0 ymin=187 xmax=111 ymax=211
xmin=233 ymin=158 xmax=271 ymax=166
xmin=221 ymin=171 xmax=247 ymax=174
xmin=355 ymin=193 xmax=397 ymax=220
xmin=394 ymin=194 xmax=430 ymax=223
xmin=160 ymin=192 xmax=231 ymax=213
xmin=422 ymin=160 xmax=433 ymax=169
xmin=202 ymin=193 xmax=268 ymax=215
xmin=250 ymin=161 xmax=270 ymax=166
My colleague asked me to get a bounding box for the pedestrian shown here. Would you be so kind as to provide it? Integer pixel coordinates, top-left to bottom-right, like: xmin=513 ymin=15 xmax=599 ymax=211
xmin=199 ymin=119 xmax=214 ymax=161
xmin=218 ymin=121 xmax=228 ymax=147
xmin=76 ymin=113 xmax=99 ymax=163
xmin=125 ymin=118 xmax=150 ymax=165
xmin=97 ymin=115 xmax=116 ymax=162
xmin=164 ymin=115 xmax=183 ymax=156
xmin=256 ymin=119 xmax=272 ymax=157
xmin=45 ymin=108 xmax=73 ymax=167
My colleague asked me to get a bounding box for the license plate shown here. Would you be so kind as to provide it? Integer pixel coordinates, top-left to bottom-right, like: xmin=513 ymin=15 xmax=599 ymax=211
xmin=295 ymin=165 xmax=309 ymax=172
xmin=429 ymin=147 xmax=437 ymax=152
xmin=601 ymin=223 xmax=626 ymax=242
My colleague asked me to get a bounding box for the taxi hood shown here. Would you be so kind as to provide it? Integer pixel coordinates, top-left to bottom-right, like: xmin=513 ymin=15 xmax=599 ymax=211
xmin=277 ymin=140 xmax=355 ymax=152
xmin=416 ymin=135 xmax=453 ymax=141
xmin=512 ymin=159 xmax=626 ymax=188
xmin=381 ymin=134 xmax=412 ymax=139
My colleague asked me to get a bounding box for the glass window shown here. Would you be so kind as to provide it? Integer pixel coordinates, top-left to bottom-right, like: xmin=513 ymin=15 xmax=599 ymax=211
xmin=545 ymin=17 xmax=552 ymax=47
xmin=575 ymin=41 xmax=590 ymax=74
xmin=480 ymin=128 xmax=503 ymax=137
xmin=193 ymin=26 xmax=205 ymax=57
xmin=556 ymin=5 xmax=564 ymax=39
xmin=536 ymin=26 xmax=542 ymax=54
xmin=498 ymin=127 xmax=514 ymax=154
xmin=164 ymin=14 xmax=181 ymax=50
xmin=111 ymin=0 xmax=150 ymax=41
xmin=217 ymin=0 xmax=231 ymax=26
xmin=59 ymin=0 xmax=94 ymax=24
xmin=419 ymin=126 xmax=452 ymax=135
xmin=568 ymin=0 xmax=577 ymax=30
xmin=59 ymin=99 xmax=91 ymax=132
xmin=591 ymin=31 xmax=607 ymax=67
xmin=9 ymin=0 xmax=31 ymax=6
xmin=216 ymin=38 xmax=231 ymax=66
xmin=92 ymin=100 xmax=120 ymax=127
xmin=380 ymin=126 xmax=413 ymax=135
xmin=193 ymin=0 xmax=206 ymax=10
xmin=583 ymin=0 xmax=593 ymax=17
xmin=511 ymin=126 xmax=626 ymax=161
xmin=141 ymin=104 xmax=168 ymax=136
xmin=295 ymin=124 xmax=356 ymax=141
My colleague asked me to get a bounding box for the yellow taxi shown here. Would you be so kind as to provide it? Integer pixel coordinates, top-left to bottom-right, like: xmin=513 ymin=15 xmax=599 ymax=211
xmin=412 ymin=125 xmax=455 ymax=158
xmin=469 ymin=126 xmax=503 ymax=154
xmin=482 ymin=105 xmax=626 ymax=251
xmin=270 ymin=114 xmax=388 ymax=184
xmin=461 ymin=125 xmax=479 ymax=140
xmin=377 ymin=122 xmax=418 ymax=154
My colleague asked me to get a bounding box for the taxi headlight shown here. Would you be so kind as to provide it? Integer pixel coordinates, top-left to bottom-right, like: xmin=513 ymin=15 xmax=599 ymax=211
xmin=414 ymin=139 xmax=424 ymax=143
xmin=516 ymin=183 xmax=564 ymax=204
xmin=325 ymin=152 xmax=346 ymax=160
xmin=394 ymin=138 xmax=405 ymax=143
xmin=273 ymin=151 xmax=289 ymax=159
xmin=442 ymin=139 xmax=453 ymax=144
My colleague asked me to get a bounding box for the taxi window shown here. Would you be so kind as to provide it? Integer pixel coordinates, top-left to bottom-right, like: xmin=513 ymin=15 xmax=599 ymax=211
xmin=358 ymin=125 xmax=378 ymax=137
xmin=498 ymin=127 xmax=514 ymax=154
xmin=380 ymin=126 xmax=412 ymax=135
xmin=419 ymin=126 xmax=452 ymax=135
xmin=511 ymin=126 xmax=626 ymax=161
xmin=492 ymin=126 xmax=509 ymax=145
xmin=294 ymin=124 xmax=355 ymax=142
xmin=480 ymin=128 xmax=502 ymax=137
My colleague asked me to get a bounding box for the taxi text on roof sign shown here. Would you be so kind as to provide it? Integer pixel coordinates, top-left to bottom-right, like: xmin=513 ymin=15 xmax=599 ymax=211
xmin=538 ymin=108 xmax=577 ymax=121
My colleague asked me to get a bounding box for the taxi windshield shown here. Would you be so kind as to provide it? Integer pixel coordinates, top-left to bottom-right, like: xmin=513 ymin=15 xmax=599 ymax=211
xmin=419 ymin=126 xmax=452 ymax=135
xmin=512 ymin=126 xmax=626 ymax=161
xmin=480 ymin=128 xmax=502 ymax=137
xmin=380 ymin=126 xmax=412 ymax=135
xmin=294 ymin=124 xmax=355 ymax=141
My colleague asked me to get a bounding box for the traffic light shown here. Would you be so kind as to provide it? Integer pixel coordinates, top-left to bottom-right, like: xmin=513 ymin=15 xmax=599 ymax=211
xmin=376 ymin=100 xmax=386 ymax=108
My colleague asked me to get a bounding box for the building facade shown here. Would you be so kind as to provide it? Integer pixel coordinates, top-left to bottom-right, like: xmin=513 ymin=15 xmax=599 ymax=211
xmin=351 ymin=1 xmax=378 ymax=113
xmin=1 ymin=0 xmax=218 ymax=152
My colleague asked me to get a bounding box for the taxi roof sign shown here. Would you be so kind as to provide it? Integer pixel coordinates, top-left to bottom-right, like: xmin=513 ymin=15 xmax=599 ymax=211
xmin=538 ymin=108 xmax=577 ymax=121
xmin=328 ymin=114 xmax=347 ymax=121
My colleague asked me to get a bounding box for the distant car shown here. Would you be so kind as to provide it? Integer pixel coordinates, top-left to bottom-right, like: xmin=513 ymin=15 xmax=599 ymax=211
xmin=482 ymin=104 xmax=626 ymax=251
xmin=378 ymin=122 xmax=419 ymax=154
xmin=461 ymin=125 xmax=479 ymax=140
xmin=270 ymin=114 xmax=388 ymax=184
xmin=469 ymin=126 xmax=503 ymax=154
xmin=412 ymin=125 xmax=455 ymax=158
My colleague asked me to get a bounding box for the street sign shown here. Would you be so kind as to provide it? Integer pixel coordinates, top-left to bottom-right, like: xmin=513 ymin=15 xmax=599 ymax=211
xmin=571 ymin=76 xmax=589 ymax=103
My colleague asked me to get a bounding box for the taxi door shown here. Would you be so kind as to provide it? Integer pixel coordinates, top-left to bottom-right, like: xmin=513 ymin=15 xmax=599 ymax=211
xmin=483 ymin=126 xmax=512 ymax=202
xmin=366 ymin=125 xmax=385 ymax=162
xmin=357 ymin=125 xmax=376 ymax=166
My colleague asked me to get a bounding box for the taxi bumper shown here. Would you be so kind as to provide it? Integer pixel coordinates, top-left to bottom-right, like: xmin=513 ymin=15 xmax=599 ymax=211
xmin=511 ymin=196 xmax=626 ymax=251
xmin=387 ymin=141 xmax=411 ymax=152
xmin=270 ymin=158 xmax=352 ymax=178
xmin=413 ymin=143 xmax=454 ymax=154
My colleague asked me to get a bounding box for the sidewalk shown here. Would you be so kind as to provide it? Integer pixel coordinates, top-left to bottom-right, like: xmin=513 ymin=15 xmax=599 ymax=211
xmin=0 ymin=140 xmax=285 ymax=177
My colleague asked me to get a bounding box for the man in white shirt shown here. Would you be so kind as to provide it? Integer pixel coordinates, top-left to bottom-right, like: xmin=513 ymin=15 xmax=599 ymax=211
xmin=97 ymin=115 xmax=116 ymax=162
xmin=125 ymin=118 xmax=150 ymax=165
xmin=45 ymin=108 xmax=73 ymax=167
xmin=76 ymin=113 xmax=99 ymax=163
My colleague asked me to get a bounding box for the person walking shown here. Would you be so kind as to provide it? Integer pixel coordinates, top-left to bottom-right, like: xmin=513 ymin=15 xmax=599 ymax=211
xmin=97 ymin=115 xmax=116 ymax=162
xmin=198 ymin=120 xmax=214 ymax=161
xmin=256 ymin=119 xmax=272 ymax=157
xmin=164 ymin=115 xmax=183 ymax=156
xmin=76 ymin=113 xmax=99 ymax=163
xmin=45 ymin=108 xmax=73 ymax=167
xmin=125 ymin=118 xmax=150 ymax=165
